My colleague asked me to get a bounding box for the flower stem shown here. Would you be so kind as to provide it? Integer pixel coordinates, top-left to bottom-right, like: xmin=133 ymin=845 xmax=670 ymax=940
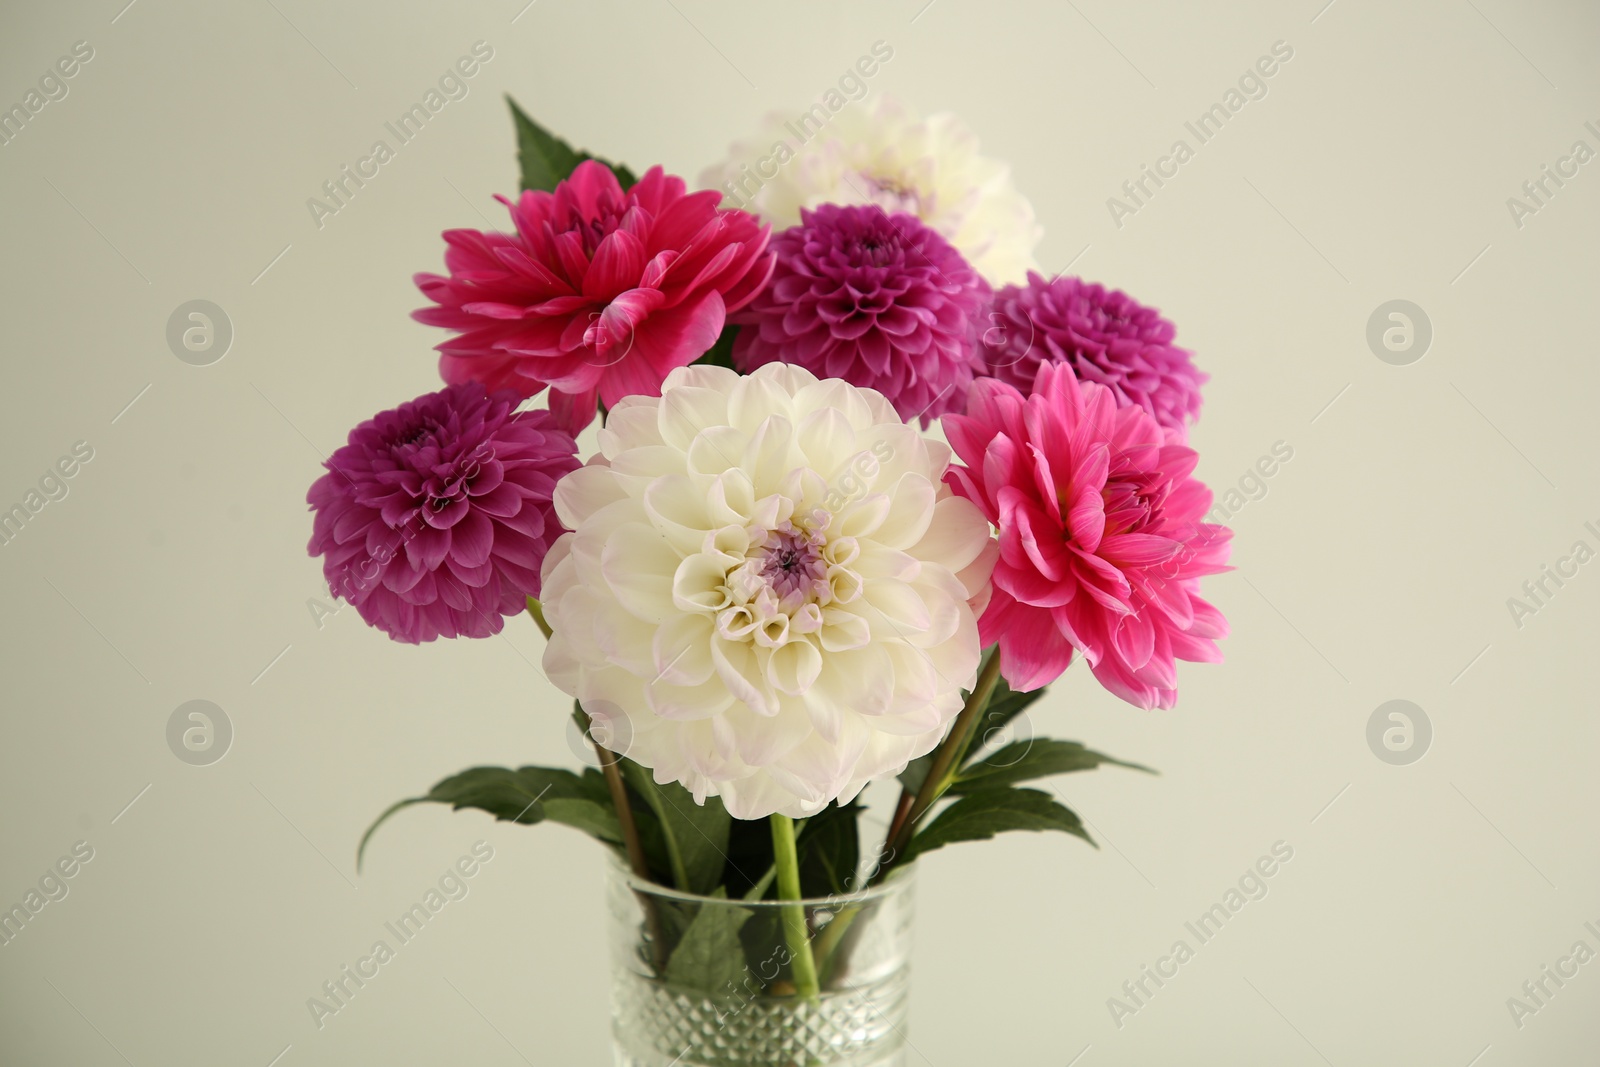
xmin=593 ymin=735 xmax=668 ymax=973
xmin=876 ymin=647 xmax=1003 ymax=882
xmin=547 ymin=603 xmax=661 ymax=973
xmin=525 ymin=596 xmax=552 ymax=639
xmin=769 ymin=814 xmax=820 ymax=999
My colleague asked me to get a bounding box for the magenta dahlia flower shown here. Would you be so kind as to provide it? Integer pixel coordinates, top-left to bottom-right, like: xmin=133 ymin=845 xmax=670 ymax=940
xmin=944 ymin=363 xmax=1230 ymax=707
xmin=413 ymin=161 xmax=774 ymax=433
xmin=306 ymin=384 xmax=579 ymax=643
xmin=732 ymin=203 xmax=990 ymax=426
xmin=982 ymin=273 xmax=1205 ymax=438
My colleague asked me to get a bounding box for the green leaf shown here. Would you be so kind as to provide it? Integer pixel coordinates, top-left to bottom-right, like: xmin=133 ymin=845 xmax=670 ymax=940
xmin=962 ymin=678 xmax=1047 ymax=765
xmin=951 ymin=739 xmax=1154 ymax=794
xmin=357 ymin=765 xmax=616 ymax=871
xmin=903 ymin=788 xmax=1095 ymax=862
xmin=797 ymin=801 xmax=860 ymax=897
xmin=662 ymin=887 xmax=754 ymax=993
xmin=507 ymin=95 xmax=636 ymax=192
xmin=898 ymin=673 xmax=1047 ymax=798
xmin=621 ymin=760 xmax=731 ymax=895
xmin=897 ymin=752 xmax=936 ymax=796
xmin=540 ymin=797 xmax=623 ymax=842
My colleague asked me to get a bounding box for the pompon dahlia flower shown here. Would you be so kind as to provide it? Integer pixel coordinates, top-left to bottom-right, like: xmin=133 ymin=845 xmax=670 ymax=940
xmin=413 ymin=161 xmax=774 ymax=433
xmin=732 ymin=204 xmax=990 ymax=427
xmin=944 ymin=363 xmax=1230 ymax=708
xmin=982 ymin=273 xmax=1205 ymax=439
xmin=306 ymin=384 xmax=579 ymax=644
xmin=700 ymin=96 xmax=1041 ymax=285
xmin=540 ymin=362 xmax=997 ymax=819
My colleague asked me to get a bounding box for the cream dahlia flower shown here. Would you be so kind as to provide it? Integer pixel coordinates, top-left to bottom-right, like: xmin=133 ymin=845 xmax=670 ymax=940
xmin=699 ymin=96 xmax=1042 ymax=285
xmin=539 ymin=363 xmax=997 ymax=819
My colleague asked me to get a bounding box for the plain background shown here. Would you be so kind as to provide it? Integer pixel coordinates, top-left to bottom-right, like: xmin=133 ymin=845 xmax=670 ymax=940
xmin=3 ymin=0 xmax=1598 ymax=1063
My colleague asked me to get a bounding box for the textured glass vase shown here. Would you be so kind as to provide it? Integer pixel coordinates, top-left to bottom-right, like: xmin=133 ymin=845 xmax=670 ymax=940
xmin=607 ymin=860 xmax=916 ymax=1067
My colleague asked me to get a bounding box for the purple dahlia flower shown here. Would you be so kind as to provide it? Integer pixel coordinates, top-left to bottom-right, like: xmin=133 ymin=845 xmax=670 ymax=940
xmin=732 ymin=203 xmax=990 ymax=426
xmin=306 ymin=383 xmax=579 ymax=643
xmin=982 ymin=273 xmax=1205 ymax=438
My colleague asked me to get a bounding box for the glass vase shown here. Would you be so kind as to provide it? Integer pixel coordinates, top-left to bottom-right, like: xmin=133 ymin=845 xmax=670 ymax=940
xmin=606 ymin=859 xmax=916 ymax=1067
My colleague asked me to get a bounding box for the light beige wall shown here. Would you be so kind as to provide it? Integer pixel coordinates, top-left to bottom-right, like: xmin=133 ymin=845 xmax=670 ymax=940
xmin=2 ymin=0 xmax=1597 ymax=1063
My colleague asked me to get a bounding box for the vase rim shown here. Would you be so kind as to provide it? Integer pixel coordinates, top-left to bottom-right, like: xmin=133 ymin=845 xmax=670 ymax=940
xmin=607 ymin=854 xmax=915 ymax=907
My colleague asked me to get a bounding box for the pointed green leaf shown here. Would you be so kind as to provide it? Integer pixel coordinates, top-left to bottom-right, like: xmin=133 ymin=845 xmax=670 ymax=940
xmin=903 ymin=788 xmax=1095 ymax=862
xmin=951 ymin=739 xmax=1154 ymax=794
xmin=662 ymin=887 xmax=753 ymax=993
xmin=609 ymin=161 xmax=639 ymax=188
xmin=357 ymin=765 xmax=617 ymax=871
xmin=507 ymin=96 xmax=636 ymax=192
xmin=357 ymin=797 xmax=426 ymax=872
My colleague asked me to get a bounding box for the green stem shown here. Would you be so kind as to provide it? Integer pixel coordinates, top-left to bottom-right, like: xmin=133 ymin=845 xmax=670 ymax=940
xmin=566 ymin=692 xmax=664 ymax=974
xmin=525 ymin=596 xmax=552 ymax=639
xmin=875 ymin=647 xmax=1003 ymax=883
xmin=577 ymin=705 xmax=666 ymax=973
xmin=813 ymin=902 xmax=862 ymax=984
xmin=769 ymin=814 xmax=820 ymax=999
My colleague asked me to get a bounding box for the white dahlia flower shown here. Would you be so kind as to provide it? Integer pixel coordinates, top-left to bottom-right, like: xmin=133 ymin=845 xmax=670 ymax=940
xmin=540 ymin=363 xmax=997 ymax=819
xmin=699 ymin=96 xmax=1043 ymax=285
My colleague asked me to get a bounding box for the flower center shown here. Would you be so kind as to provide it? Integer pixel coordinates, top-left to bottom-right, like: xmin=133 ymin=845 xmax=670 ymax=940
xmin=555 ymin=189 xmax=628 ymax=257
xmin=1102 ymin=472 xmax=1162 ymax=535
xmin=854 ymin=232 xmax=900 ymax=267
xmin=396 ymin=420 xmax=440 ymax=449
xmin=860 ymin=172 xmax=926 ymax=218
xmin=570 ymin=214 xmax=622 ymax=256
xmin=757 ymin=520 xmax=828 ymax=604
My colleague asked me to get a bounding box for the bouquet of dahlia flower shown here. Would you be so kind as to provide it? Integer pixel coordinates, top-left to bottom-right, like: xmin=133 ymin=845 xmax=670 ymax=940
xmin=311 ymin=94 xmax=1230 ymax=1001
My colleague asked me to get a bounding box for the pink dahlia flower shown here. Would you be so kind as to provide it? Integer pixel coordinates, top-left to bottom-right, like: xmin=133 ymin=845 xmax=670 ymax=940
xmin=982 ymin=273 xmax=1205 ymax=438
xmin=732 ymin=204 xmax=990 ymax=427
xmin=413 ymin=161 xmax=774 ymax=433
xmin=943 ymin=363 xmax=1230 ymax=707
xmin=306 ymin=384 xmax=579 ymax=643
